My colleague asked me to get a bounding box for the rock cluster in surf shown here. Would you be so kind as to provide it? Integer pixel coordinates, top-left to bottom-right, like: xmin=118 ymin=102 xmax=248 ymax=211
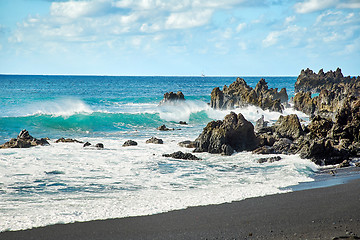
xmin=194 ymin=68 xmax=360 ymax=166
xmin=0 ymin=130 xmax=49 ymax=149
xmin=210 ymin=77 xmax=288 ymax=112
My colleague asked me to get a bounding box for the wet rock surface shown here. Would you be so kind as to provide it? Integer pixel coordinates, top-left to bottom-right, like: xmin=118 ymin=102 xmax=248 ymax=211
xmin=159 ymin=91 xmax=185 ymax=105
xmin=122 ymin=140 xmax=138 ymax=147
xmin=146 ymin=137 xmax=163 ymax=144
xmin=163 ymin=151 xmax=201 ymax=160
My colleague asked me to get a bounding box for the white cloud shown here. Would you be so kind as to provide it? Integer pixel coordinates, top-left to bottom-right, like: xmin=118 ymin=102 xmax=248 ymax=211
xmin=236 ymin=23 xmax=246 ymax=32
xmin=165 ymin=9 xmax=213 ymax=29
xmin=294 ymin=0 xmax=338 ymax=14
xmin=50 ymin=0 xmax=113 ymax=18
xmin=294 ymin=0 xmax=360 ymax=13
xmin=285 ymin=16 xmax=296 ymax=24
xmin=263 ymin=25 xmax=305 ymax=47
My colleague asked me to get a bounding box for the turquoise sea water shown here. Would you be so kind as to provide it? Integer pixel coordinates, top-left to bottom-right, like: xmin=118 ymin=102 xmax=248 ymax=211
xmin=0 ymin=75 xmax=317 ymax=231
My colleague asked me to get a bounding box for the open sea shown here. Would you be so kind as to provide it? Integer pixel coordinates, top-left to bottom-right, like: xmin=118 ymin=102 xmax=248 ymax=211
xmin=0 ymin=75 xmax=318 ymax=232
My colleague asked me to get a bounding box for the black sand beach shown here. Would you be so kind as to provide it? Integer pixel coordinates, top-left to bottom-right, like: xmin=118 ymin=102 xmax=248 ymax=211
xmin=2 ymin=175 xmax=360 ymax=240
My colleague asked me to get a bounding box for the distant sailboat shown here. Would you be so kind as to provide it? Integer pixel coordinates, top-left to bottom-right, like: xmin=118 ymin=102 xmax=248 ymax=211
xmin=201 ymin=72 xmax=205 ymax=77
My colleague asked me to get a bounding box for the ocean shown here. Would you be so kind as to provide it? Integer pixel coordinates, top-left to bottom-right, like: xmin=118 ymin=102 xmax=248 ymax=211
xmin=0 ymin=75 xmax=317 ymax=231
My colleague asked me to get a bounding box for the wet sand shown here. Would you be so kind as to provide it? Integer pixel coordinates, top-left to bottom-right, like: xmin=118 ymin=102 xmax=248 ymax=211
xmin=2 ymin=176 xmax=360 ymax=240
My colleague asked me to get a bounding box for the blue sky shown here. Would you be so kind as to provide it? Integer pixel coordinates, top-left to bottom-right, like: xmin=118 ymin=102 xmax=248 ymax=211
xmin=0 ymin=0 xmax=359 ymax=76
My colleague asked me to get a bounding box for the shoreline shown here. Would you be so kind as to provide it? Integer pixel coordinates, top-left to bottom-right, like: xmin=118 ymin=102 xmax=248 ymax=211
xmin=2 ymin=168 xmax=360 ymax=240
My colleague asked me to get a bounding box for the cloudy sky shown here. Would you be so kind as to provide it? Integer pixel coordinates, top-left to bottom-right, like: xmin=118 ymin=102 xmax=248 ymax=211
xmin=0 ymin=0 xmax=359 ymax=76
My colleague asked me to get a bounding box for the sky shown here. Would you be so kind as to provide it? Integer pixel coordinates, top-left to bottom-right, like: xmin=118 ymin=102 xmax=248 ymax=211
xmin=0 ymin=0 xmax=359 ymax=76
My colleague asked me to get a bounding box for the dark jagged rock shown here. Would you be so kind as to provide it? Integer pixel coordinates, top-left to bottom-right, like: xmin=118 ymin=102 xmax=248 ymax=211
xmin=162 ymin=151 xmax=201 ymax=160
xmin=295 ymin=68 xmax=359 ymax=94
xmin=257 ymin=156 xmax=281 ymax=163
xmin=274 ymin=114 xmax=304 ymax=140
xmin=0 ymin=129 xmax=49 ymax=149
xmin=194 ymin=112 xmax=258 ymax=155
xmin=83 ymin=142 xmax=91 ymax=147
xmin=55 ymin=138 xmax=83 ymax=143
xmin=293 ymin=68 xmax=360 ymax=119
xmin=146 ymin=137 xmax=163 ymax=144
xmin=210 ymin=77 xmax=288 ymax=112
xmin=157 ymin=125 xmax=174 ymax=131
xmin=159 ymin=91 xmax=185 ymax=105
xmin=122 ymin=140 xmax=138 ymax=147
xmin=308 ymin=116 xmax=333 ymax=139
xmin=179 ymin=121 xmax=187 ymax=125
xmin=178 ymin=140 xmax=197 ymax=148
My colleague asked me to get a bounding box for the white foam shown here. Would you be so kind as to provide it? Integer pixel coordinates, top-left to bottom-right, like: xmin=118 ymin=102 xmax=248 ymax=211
xmin=4 ymin=98 xmax=94 ymax=117
xmin=0 ymin=136 xmax=317 ymax=232
xmin=158 ymin=100 xmax=210 ymax=122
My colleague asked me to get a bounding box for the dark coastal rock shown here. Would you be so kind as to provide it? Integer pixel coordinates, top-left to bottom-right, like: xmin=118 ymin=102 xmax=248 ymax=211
xmin=122 ymin=140 xmax=138 ymax=147
xmin=210 ymin=77 xmax=288 ymax=112
xmin=308 ymin=116 xmax=333 ymax=139
xmin=194 ymin=112 xmax=258 ymax=155
xmin=146 ymin=137 xmax=163 ymax=144
xmin=274 ymin=114 xmax=304 ymax=140
xmin=83 ymin=142 xmax=91 ymax=147
xmin=157 ymin=125 xmax=174 ymax=131
xmin=159 ymin=91 xmax=185 ymax=105
xmin=95 ymin=143 xmax=104 ymax=149
xmin=295 ymin=68 xmax=359 ymax=94
xmin=178 ymin=140 xmax=197 ymax=148
xmin=55 ymin=138 xmax=83 ymax=143
xmin=0 ymin=130 xmax=49 ymax=149
xmin=293 ymin=68 xmax=359 ymax=119
xmin=257 ymin=156 xmax=281 ymax=163
xmin=179 ymin=121 xmax=187 ymax=125
xmin=162 ymin=151 xmax=201 ymax=160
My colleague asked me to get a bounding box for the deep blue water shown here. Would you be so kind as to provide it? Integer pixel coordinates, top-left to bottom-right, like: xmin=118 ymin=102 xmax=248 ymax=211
xmin=0 ymin=75 xmax=296 ymax=142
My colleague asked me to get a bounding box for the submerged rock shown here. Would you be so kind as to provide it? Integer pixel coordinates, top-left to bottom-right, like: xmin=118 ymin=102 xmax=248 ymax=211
xmin=146 ymin=137 xmax=163 ymax=144
xmin=157 ymin=125 xmax=174 ymax=131
xmin=0 ymin=129 xmax=49 ymax=149
xmin=95 ymin=143 xmax=104 ymax=149
xmin=55 ymin=138 xmax=83 ymax=143
xmin=178 ymin=140 xmax=197 ymax=148
xmin=122 ymin=140 xmax=138 ymax=147
xmin=163 ymin=151 xmax=201 ymax=160
xmin=210 ymin=77 xmax=288 ymax=112
xmin=257 ymin=156 xmax=282 ymax=163
xmin=194 ymin=112 xmax=258 ymax=155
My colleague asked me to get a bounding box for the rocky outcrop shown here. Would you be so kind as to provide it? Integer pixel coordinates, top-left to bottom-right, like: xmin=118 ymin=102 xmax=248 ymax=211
xmin=295 ymin=68 xmax=359 ymax=94
xmin=210 ymin=77 xmax=288 ymax=112
xmin=193 ymin=112 xmax=258 ymax=155
xmin=159 ymin=91 xmax=185 ymax=105
xmin=122 ymin=140 xmax=138 ymax=147
xmin=274 ymin=114 xmax=304 ymax=140
xmin=163 ymin=151 xmax=201 ymax=160
xmin=0 ymin=130 xmax=49 ymax=149
xmin=293 ymin=68 xmax=359 ymax=119
xmin=146 ymin=137 xmax=163 ymax=144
